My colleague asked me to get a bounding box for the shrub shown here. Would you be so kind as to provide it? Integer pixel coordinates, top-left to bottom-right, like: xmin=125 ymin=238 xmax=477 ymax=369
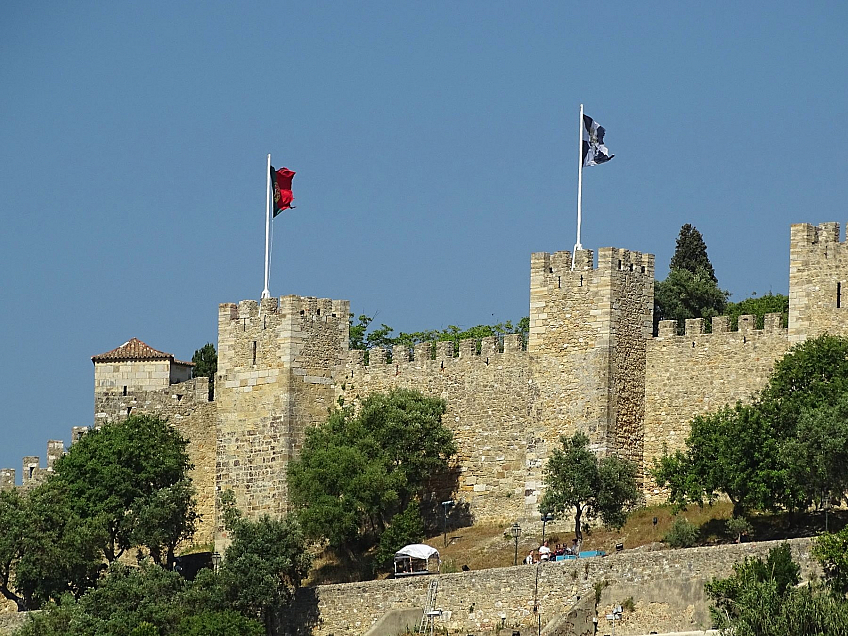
xmin=726 ymin=516 xmax=753 ymax=543
xmin=664 ymin=517 xmax=699 ymax=548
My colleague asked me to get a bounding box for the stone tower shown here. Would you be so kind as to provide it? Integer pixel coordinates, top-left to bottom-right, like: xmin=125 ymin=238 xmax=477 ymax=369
xmin=528 ymin=247 xmax=654 ymax=466
xmin=216 ymin=295 xmax=349 ymax=543
xmin=789 ymin=222 xmax=848 ymax=343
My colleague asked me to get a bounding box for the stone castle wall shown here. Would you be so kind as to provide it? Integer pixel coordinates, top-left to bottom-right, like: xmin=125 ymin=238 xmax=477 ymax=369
xmin=342 ymin=335 xmax=534 ymax=522
xmin=642 ymin=314 xmax=791 ymax=499
xmin=789 ymin=222 xmax=848 ymax=342
xmin=7 ymin=219 xmax=841 ymax=549
xmin=287 ymin=537 xmax=816 ymax=636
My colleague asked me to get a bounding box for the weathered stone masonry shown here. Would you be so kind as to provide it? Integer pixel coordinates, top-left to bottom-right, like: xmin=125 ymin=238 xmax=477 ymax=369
xmin=6 ymin=221 xmax=847 ymax=553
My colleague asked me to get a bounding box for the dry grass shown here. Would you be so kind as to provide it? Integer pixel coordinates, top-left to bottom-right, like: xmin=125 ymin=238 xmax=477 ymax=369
xmin=305 ymin=502 xmax=846 ymax=585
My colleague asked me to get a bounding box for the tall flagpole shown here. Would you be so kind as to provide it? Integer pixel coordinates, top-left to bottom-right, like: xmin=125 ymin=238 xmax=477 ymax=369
xmin=261 ymin=153 xmax=272 ymax=299
xmin=572 ymin=104 xmax=584 ymax=271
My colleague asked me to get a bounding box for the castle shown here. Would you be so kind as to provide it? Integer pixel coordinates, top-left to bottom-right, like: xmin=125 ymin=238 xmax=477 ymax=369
xmin=3 ymin=221 xmax=847 ymax=551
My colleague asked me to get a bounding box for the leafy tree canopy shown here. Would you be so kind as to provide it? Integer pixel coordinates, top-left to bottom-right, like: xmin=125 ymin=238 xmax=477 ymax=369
xmin=52 ymin=415 xmax=196 ymax=566
xmin=17 ymin=563 xmax=263 ymax=636
xmin=287 ymin=389 xmax=455 ymax=556
xmin=653 ymin=334 xmax=848 ymax=516
xmin=726 ymin=292 xmax=788 ymax=331
xmin=0 ymin=484 xmax=105 ymax=611
xmin=218 ymin=494 xmax=312 ymax=628
xmin=654 ymin=224 xmax=728 ymax=334
xmin=349 ymin=314 xmax=529 ymax=356
xmin=539 ymin=432 xmax=639 ymax=540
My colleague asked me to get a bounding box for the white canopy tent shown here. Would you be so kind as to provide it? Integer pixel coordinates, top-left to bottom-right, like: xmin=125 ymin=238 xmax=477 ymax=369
xmin=393 ymin=544 xmax=440 ymax=577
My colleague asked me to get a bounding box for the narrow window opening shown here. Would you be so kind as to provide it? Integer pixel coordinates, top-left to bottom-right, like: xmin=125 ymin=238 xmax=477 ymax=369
xmin=299 ymin=309 xmax=305 ymax=316
xmin=126 ymin=407 xmax=132 ymax=416
xmin=580 ymin=275 xmax=584 ymax=287
xmin=618 ymin=259 xmax=622 ymax=270
xmin=641 ymin=265 xmax=646 ymax=274
xmin=629 ymin=263 xmax=634 ymax=271
xmin=692 ymin=342 xmax=696 ymax=348
xmin=242 ymin=318 xmax=247 ymax=332
xmin=263 ymin=316 xmax=266 ymax=329
xmin=316 ymin=308 xmax=321 ymax=316
xmin=29 ymin=466 xmax=34 ymax=479
xmin=548 ymin=267 xmax=553 ymax=273
xmin=252 ymin=341 xmax=257 ymax=365
xmin=838 ymin=282 xmax=842 ymax=308
xmin=122 ymin=386 xmax=127 ymax=396
xmin=557 ymin=276 xmax=561 ymax=289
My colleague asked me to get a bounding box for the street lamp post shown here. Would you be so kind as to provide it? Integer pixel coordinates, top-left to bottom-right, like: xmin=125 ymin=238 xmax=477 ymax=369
xmin=540 ymin=512 xmax=554 ymax=545
xmin=510 ymin=522 xmax=522 ymax=566
xmin=441 ymin=500 xmax=454 ymax=547
xmin=211 ymin=552 xmax=222 ymax=574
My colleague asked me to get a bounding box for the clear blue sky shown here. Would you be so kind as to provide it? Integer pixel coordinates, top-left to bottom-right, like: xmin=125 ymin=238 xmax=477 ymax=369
xmin=2 ymin=2 xmax=847 ymax=474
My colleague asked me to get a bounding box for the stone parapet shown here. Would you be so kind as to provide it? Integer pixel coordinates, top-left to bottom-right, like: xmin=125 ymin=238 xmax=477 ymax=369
xmin=286 ymin=538 xmax=815 ymax=636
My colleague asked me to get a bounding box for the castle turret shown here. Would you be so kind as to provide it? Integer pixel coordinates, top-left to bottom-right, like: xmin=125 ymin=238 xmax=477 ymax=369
xmin=92 ymin=338 xmax=194 ymax=424
xmin=215 ymin=295 xmax=349 ymax=547
xmin=789 ymin=222 xmax=848 ymax=343
xmin=529 ymin=246 xmax=655 ymax=468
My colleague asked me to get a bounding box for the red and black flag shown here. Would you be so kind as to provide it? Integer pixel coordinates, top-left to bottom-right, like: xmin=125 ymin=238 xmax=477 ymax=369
xmin=271 ymin=166 xmax=295 ymax=217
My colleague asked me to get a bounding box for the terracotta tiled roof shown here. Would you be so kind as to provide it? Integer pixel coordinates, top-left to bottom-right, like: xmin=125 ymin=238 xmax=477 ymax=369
xmin=91 ymin=338 xmax=193 ymax=365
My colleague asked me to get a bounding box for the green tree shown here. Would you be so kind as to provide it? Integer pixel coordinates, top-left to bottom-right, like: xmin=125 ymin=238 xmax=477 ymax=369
xmin=218 ymin=503 xmax=312 ymax=633
xmin=654 ymin=224 xmax=728 ymax=334
xmin=704 ymin=542 xmax=848 ymax=636
xmin=539 ymin=432 xmax=639 ymax=540
xmin=288 ymin=389 xmax=455 ymax=553
xmin=654 ymin=268 xmax=729 ymax=334
xmin=52 ymin=414 xmax=195 ymax=566
xmin=192 ymin=343 xmax=217 ymax=399
xmin=782 ymin=396 xmax=848 ymax=512
xmin=17 ymin=561 xmax=265 ymax=636
xmin=0 ymin=485 xmax=104 ymax=611
xmin=668 ymin=224 xmax=718 ymax=281
xmin=652 ymin=403 xmax=787 ymax=517
xmin=374 ymin=500 xmax=426 ymax=567
xmin=726 ymin=292 xmax=789 ymax=330
xmin=812 ymin=526 xmax=848 ymax=595
xmin=653 ymin=335 xmax=848 ymax=516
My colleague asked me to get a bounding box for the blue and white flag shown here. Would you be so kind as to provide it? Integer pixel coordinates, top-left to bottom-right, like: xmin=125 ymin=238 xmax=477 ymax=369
xmin=582 ymin=114 xmax=614 ymax=167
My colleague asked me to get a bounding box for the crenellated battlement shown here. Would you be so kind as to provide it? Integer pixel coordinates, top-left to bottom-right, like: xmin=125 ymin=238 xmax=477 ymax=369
xmin=655 ymin=313 xmax=787 ymax=340
xmin=530 ymin=247 xmax=655 ymax=288
xmin=1 ymin=437 xmax=73 ymax=491
xmin=346 ymin=334 xmax=528 ymax=376
xmin=790 ymin=221 xmax=843 ymax=247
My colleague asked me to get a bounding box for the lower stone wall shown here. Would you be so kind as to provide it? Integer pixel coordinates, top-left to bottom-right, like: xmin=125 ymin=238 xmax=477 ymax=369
xmin=287 ymin=538 xmax=815 ymax=636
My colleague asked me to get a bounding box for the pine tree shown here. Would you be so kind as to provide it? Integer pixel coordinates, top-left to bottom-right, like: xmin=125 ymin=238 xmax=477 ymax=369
xmin=668 ymin=224 xmax=717 ymax=282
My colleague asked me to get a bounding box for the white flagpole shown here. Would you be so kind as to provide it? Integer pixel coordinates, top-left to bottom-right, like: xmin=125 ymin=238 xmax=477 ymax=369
xmin=572 ymin=104 xmax=584 ymax=271
xmin=261 ymin=153 xmax=272 ymax=299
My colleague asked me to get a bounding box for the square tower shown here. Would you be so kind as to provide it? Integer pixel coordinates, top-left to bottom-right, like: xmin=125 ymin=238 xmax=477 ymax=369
xmin=529 ymin=247 xmax=655 ymax=466
xmin=216 ymin=295 xmax=349 ymax=546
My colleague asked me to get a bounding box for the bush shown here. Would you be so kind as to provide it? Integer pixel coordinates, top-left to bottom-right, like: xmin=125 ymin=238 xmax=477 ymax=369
xmin=664 ymin=517 xmax=699 ymax=548
xmin=726 ymin=516 xmax=753 ymax=543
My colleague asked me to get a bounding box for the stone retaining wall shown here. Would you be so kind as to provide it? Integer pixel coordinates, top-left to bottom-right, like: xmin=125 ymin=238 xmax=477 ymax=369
xmin=287 ymin=538 xmax=815 ymax=636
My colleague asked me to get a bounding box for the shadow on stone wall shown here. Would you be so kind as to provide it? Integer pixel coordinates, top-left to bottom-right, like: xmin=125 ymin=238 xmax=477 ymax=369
xmin=421 ymin=464 xmax=473 ymax=535
xmin=278 ymin=586 xmax=320 ymax=636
